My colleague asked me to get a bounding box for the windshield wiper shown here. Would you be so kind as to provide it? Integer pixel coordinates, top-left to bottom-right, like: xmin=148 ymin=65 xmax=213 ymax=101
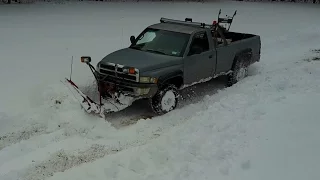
xmin=130 ymin=46 xmax=140 ymax=50
xmin=145 ymin=49 xmax=166 ymax=55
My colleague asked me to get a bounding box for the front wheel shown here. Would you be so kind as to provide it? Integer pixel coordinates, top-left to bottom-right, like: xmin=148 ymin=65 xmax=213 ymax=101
xmin=150 ymin=85 xmax=179 ymax=115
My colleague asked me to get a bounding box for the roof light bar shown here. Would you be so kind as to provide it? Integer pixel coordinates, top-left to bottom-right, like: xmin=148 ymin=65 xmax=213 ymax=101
xmin=160 ymin=17 xmax=209 ymax=28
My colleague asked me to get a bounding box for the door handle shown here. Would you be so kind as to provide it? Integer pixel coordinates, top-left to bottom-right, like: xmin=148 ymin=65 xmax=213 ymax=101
xmin=209 ymin=55 xmax=213 ymax=58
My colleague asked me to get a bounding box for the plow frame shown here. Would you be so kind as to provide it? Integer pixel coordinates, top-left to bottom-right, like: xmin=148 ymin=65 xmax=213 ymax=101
xmin=62 ymin=56 xmax=130 ymax=118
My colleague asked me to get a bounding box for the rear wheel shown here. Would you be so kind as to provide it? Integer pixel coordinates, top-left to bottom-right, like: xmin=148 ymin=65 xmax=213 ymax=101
xmin=227 ymin=55 xmax=249 ymax=87
xmin=150 ymin=85 xmax=179 ymax=115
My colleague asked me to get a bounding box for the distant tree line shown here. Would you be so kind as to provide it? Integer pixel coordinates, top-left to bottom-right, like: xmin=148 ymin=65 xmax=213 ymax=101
xmin=3 ymin=0 xmax=320 ymax=4
xmin=1 ymin=0 xmax=207 ymax=3
xmin=235 ymin=0 xmax=320 ymax=3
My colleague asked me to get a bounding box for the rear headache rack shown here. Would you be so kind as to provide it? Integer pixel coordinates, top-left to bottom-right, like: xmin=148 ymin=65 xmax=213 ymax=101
xmin=160 ymin=9 xmax=237 ymax=31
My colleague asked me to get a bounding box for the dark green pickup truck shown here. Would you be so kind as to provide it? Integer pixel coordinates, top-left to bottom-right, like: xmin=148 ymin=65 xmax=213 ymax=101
xmin=65 ymin=12 xmax=261 ymax=117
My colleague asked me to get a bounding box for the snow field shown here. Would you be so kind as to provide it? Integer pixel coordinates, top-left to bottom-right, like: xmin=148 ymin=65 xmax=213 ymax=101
xmin=0 ymin=1 xmax=320 ymax=180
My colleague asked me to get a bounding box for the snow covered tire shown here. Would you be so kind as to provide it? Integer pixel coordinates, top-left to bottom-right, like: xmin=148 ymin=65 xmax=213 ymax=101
xmin=150 ymin=85 xmax=179 ymax=115
xmin=227 ymin=54 xmax=249 ymax=87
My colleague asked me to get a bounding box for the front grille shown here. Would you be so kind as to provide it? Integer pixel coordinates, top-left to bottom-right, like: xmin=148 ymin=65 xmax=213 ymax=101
xmin=99 ymin=63 xmax=139 ymax=82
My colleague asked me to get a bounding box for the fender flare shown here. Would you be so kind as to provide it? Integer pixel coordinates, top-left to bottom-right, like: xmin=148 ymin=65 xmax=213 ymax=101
xmin=157 ymin=70 xmax=184 ymax=89
xmin=232 ymin=48 xmax=253 ymax=69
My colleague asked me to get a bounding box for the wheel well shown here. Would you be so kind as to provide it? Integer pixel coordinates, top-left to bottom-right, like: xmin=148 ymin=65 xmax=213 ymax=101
xmin=160 ymin=76 xmax=183 ymax=89
xmin=232 ymin=48 xmax=253 ymax=69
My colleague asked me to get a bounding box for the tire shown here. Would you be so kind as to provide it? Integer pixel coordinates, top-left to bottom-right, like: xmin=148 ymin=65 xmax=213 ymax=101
xmin=2 ymin=0 xmax=11 ymax=4
xmin=150 ymin=84 xmax=179 ymax=115
xmin=227 ymin=54 xmax=249 ymax=87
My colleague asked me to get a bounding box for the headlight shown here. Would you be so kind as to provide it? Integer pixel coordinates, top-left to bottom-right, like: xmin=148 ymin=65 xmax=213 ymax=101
xmin=140 ymin=77 xmax=157 ymax=83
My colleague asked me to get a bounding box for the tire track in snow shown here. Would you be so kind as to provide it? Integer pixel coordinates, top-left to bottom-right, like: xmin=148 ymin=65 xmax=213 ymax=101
xmin=0 ymin=123 xmax=48 ymax=151
xmin=0 ymin=85 xmax=74 ymax=151
xmin=0 ymin=122 xmax=101 ymax=172
xmin=22 ymin=133 xmax=162 ymax=180
xmin=24 ymin=144 xmax=110 ymax=180
xmin=0 ymin=118 xmax=73 ymax=151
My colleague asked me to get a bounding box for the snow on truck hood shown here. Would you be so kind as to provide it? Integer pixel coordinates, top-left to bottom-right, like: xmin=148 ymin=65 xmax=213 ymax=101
xmin=100 ymin=48 xmax=182 ymax=72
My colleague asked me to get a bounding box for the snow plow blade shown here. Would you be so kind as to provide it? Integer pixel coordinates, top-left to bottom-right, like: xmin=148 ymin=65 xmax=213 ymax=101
xmin=62 ymin=78 xmax=105 ymax=118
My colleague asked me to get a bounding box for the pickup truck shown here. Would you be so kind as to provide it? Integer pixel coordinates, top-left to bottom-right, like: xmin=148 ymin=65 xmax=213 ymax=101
xmin=71 ymin=14 xmax=261 ymax=116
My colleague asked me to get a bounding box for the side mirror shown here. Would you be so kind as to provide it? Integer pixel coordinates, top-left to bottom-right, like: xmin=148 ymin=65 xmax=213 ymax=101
xmin=81 ymin=56 xmax=91 ymax=63
xmin=130 ymin=36 xmax=136 ymax=44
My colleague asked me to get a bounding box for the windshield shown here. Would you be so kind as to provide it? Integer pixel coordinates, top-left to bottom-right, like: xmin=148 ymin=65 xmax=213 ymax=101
xmin=130 ymin=28 xmax=190 ymax=57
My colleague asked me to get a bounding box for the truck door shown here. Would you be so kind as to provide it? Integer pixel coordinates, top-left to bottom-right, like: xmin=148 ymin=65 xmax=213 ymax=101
xmin=183 ymin=30 xmax=216 ymax=85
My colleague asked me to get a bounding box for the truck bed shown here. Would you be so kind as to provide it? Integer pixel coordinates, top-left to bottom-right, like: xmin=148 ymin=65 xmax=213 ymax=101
xmin=224 ymin=32 xmax=256 ymax=42
xmin=216 ymin=31 xmax=257 ymax=45
xmin=213 ymin=30 xmax=261 ymax=74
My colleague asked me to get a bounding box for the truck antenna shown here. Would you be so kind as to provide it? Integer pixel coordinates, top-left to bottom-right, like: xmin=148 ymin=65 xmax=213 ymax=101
xmin=70 ymin=55 xmax=73 ymax=80
xmin=120 ymin=14 xmax=124 ymax=48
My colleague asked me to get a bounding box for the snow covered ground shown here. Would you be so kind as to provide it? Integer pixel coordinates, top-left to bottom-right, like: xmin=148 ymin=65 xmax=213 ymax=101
xmin=1 ymin=1 xmax=320 ymax=180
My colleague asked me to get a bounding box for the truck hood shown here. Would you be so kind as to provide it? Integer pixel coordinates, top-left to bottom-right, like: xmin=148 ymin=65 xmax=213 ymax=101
xmin=100 ymin=48 xmax=182 ymax=72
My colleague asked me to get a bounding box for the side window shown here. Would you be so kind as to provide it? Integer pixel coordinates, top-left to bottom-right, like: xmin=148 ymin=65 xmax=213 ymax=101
xmin=188 ymin=31 xmax=209 ymax=56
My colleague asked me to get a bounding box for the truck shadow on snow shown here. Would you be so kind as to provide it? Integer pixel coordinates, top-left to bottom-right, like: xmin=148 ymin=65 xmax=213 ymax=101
xmin=105 ymin=75 xmax=229 ymax=128
xmin=104 ymin=63 xmax=261 ymax=128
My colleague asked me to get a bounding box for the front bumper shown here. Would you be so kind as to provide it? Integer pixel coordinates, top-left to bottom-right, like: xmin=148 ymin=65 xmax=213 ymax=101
xmin=96 ymin=72 xmax=158 ymax=99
